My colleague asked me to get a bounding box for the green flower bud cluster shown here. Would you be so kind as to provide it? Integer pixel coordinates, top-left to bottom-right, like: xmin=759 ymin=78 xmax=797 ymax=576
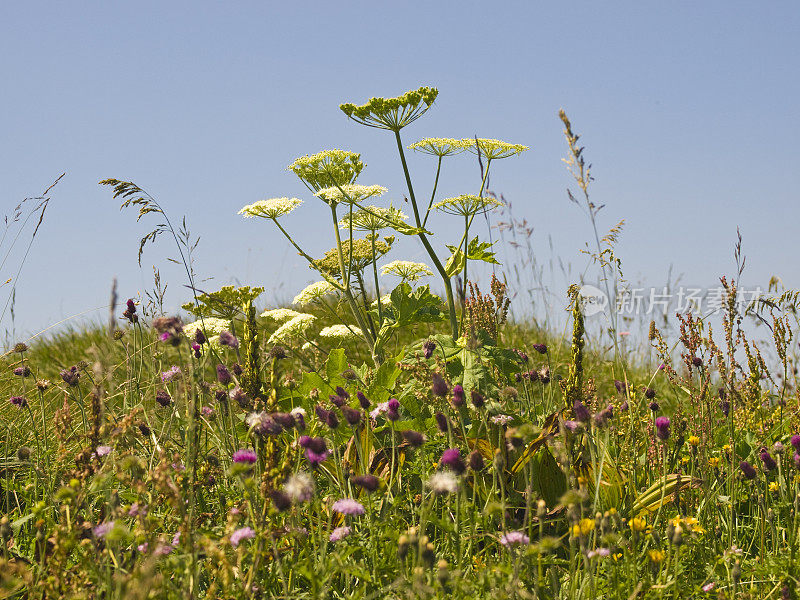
xmin=288 ymin=149 xmax=364 ymax=192
xmin=312 ymin=235 xmax=393 ymax=278
xmin=340 ymin=86 xmax=438 ymax=131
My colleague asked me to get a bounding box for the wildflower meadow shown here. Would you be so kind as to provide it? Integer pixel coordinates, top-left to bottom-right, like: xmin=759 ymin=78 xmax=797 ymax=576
xmin=3 ymin=86 xmax=800 ymax=599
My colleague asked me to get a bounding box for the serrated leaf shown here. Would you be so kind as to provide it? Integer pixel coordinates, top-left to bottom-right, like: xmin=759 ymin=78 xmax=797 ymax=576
xmin=466 ymin=236 xmax=500 ymax=265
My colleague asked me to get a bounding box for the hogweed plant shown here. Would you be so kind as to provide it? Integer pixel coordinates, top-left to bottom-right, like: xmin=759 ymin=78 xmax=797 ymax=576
xmin=240 ymin=86 xmax=527 ymax=366
xmin=1 ymin=86 xmax=800 ymax=599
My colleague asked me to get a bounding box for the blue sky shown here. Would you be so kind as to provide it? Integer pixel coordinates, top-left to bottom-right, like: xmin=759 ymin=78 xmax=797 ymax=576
xmin=1 ymin=1 xmax=798 ymax=340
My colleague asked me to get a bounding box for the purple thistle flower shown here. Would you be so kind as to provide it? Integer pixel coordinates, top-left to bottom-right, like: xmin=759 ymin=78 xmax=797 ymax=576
xmin=191 ymin=343 xmax=202 ymax=359
xmin=341 ymin=406 xmax=362 ymax=427
xmin=500 ymin=531 xmax=530 ymax=547
xmin=232 ymin=363 xmax=243 ymax=376
xmin=740 ymin=460 xmax=757 ymax=480
xmin=194 ymin=328 xmax=206 ymax=345
xmin=13 ymin=366 xmax=31 ymax=377
xmin=329 ymin=525 xmax=351 ymax=542
xmin=471 ymin=390 xmax=485 ymax=409
xmin=335 ymin=386 xmax=349 ymax=400
xmin=271 ymin=412 xmax=295 ymax=429
xmin=791 ymin=435 xmax=800 ymax=452
xmin=451 ymin=384 xmax=466 ymax=408
xmin=794 ymin=454 xmax=800 ymax=470
xmin=357 ymin=391 xmax=371 ymax=409
xmin=402 ymin=430 xmax=425 ymax=447
xmin=230 ymin=526 xmax=255 ymax=547
xmin=386 ymin=398 xmax=400 ymax=421
xmin=573 ymin=400 xmax=591 ymax=423
xmin=60 ymin=366 xmax=80 ymax=387
xmin=644 ymin=387 xmax=656 ymax=399
xmin=760 ymin=449 xmax=777 ymax=472
xmin=435 ymin=412 xmax=449 ymax=433
xmin=301 ymin=437 xmax=327 ymax=454
xmin=326 ymin=411 xmax=340 ymax=429
xmin=95 ymin=445 xmax=112 ymax=457
xmin=532 ymin=343 xmax=548 ymax=354
xmin=614 ymin=380 xmax=626 ymax=393
xmin=332 ymin=498 xmax=365 ymax=516
xmin=423 ymin=339 xmax=436 ymax=359
xmin=691 ymin=356 xmax=703 ymax=367
xmin=440 ymin=448 xmax=465 ymax=475
xmin=468 ymin=450 xmax=484 ymax=471
xmin=315 ymin=405 xmax=330 ymax=423
xmin=655 ymin=416 xmax=671 ymax=441
xmin=9 ymin=396 xmax=27 ymax=408
xmin=155 ymin=390 xmax=172 ymax=407
xmin=259 ymin=415 xmax=282 ymax=435
xmin=219 ymin=330 xmax=239 ymax=348
xmin=159 ymin=331 xmax=173 ymax=343
xmin=123 ymin=299 xmax=138 ymax=323
xmin=649 ymin=401 xmax=660 ymax=412
xmin=160 ymin=366 xmax=182 ymax=383
xmin=562 ymin=420 xmax=581 ymax=433
xmin=216 ymin=364 xmax=232 ymax=385
xmin=329 ymin=394 xmax=345 ymax=408
xmin=432 ymin=373 xmax=449 ymax=398
xmin=352 ymin=474 xmax=380 ymax=493
xmin=232 ymin=448 xmax=257 ymax=464
xmin=93 ymin=521 xmax=115 ymax=539
xmin=305 ymin=448 xmax=329 ymax=467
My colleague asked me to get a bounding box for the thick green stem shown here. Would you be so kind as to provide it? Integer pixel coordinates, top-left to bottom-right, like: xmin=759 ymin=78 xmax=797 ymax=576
xmin=329 ymin=204 xmax=380 ymax=362
xmin=393 ymin=130 xmax=459 ymax=340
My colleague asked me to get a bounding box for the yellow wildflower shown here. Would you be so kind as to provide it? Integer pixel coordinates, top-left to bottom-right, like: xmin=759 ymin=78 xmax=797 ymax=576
xmin=648 ymin=549 xmax=665 ymax=564
xmin=628 ymin=517 xmax=647 ymax=532
xmin=769 ymin=481 xmax=780 ymax=493
xmin=688 ymin=435 xmax=700 ymax=446
xmin=708 ymin=457 xmax=720 ymax=468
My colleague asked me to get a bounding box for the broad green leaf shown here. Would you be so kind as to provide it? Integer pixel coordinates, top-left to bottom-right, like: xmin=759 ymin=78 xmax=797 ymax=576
xmin=325 ymin=348 xmax=348 ymax=383
xmin=444 ymin=248 xmax=466 ymax=278
xmin=465 ymin=236 xmax=500 ymax=265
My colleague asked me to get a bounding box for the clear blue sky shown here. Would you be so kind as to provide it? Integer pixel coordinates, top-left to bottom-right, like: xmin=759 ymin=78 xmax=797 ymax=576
xmin=2 ymin=1 xmax=798 ymax=340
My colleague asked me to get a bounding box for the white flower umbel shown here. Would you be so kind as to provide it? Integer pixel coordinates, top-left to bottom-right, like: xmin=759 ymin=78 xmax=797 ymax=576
xmin=260 ymin=308 xmax=302 ymax=323
xmin=408 ymin=137 xmax=471 ymax=157
xmin=462 ymin=138 xmax=529 ymax=160
xmin=268 ymin=314 xmax=316 ymax=345
xmin=338 ymin=205 xmax=408 ymax=232
xmin=315 ymin=184 xmax=387 ymax=205
xmin=183 ymin=317 xmax=231 ymax=340
xmin=370 ymin=294 xmax=392 ymax=308
xmin=238 ymin=197 xmax=302 ymax=219
xmin=381 ymin=260 xmax=433 ymax=282
xmin=433 ymin=194 xmax=503 ymax=217
xmin=292 ymin=281 xmax=337 ymax=305
xmin=319 ymin=324 xmax=362 ymax=341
